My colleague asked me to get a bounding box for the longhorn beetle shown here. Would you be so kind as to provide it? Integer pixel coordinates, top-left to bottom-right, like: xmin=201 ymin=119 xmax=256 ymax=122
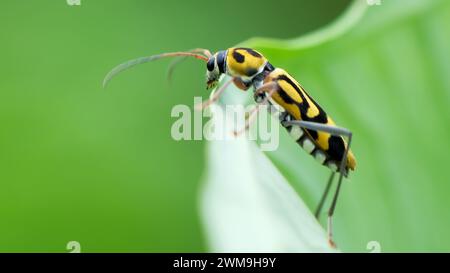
xmin=103 ymin=47 xmax=357 ymax=247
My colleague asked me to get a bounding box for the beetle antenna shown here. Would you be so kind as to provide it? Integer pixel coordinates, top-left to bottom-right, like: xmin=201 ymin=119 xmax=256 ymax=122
xmin=103 ymin=52 xmax=209 ymax=88
xmin=166 ymin=48 xmax=212 ymax=85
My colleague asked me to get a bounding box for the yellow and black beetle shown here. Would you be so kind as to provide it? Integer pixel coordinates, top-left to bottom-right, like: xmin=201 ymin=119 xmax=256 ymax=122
xmin=103 ymin=47 xmax=356 ymax=247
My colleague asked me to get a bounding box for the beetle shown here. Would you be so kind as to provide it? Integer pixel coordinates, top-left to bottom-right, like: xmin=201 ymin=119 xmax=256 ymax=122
xmin=103 ymin=47 xmax=356 ymax=247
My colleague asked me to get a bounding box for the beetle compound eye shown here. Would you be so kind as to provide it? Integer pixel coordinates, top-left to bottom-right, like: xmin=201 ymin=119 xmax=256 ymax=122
xmin=207 ymin=58 xmax=215 ymax=71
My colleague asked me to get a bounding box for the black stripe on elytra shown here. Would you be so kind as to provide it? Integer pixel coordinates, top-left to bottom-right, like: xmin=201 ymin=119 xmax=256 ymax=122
xmin=277 ymin=82 xmax=297 ymax=104
xmin=232 ymin=50 xmax=245 ymax=63
xmin=275 ymin=75 xmax=347 ymax=166
xmin=276 ymin=75 xmax=328 ymax=140
xmin=327 ymin=135 xmax=346 ymax=162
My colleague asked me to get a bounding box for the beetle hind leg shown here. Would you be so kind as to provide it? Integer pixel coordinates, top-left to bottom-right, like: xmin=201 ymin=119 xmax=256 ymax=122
xmin=282 ymin=120 xmax=353 ymax=248
xmin=315 ymin=171 xmax=335 ymax=219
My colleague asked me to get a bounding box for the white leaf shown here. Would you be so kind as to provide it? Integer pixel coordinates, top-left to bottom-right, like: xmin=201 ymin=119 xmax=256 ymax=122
xmin=200 ymin=103 xmax=337 ymax=252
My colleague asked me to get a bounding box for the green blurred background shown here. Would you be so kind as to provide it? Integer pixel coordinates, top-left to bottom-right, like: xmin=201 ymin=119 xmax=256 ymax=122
xmin=0 ymin=0 xmax=350 ymax=252
xmin=1 ymin=0 xmax=449 ymax=252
